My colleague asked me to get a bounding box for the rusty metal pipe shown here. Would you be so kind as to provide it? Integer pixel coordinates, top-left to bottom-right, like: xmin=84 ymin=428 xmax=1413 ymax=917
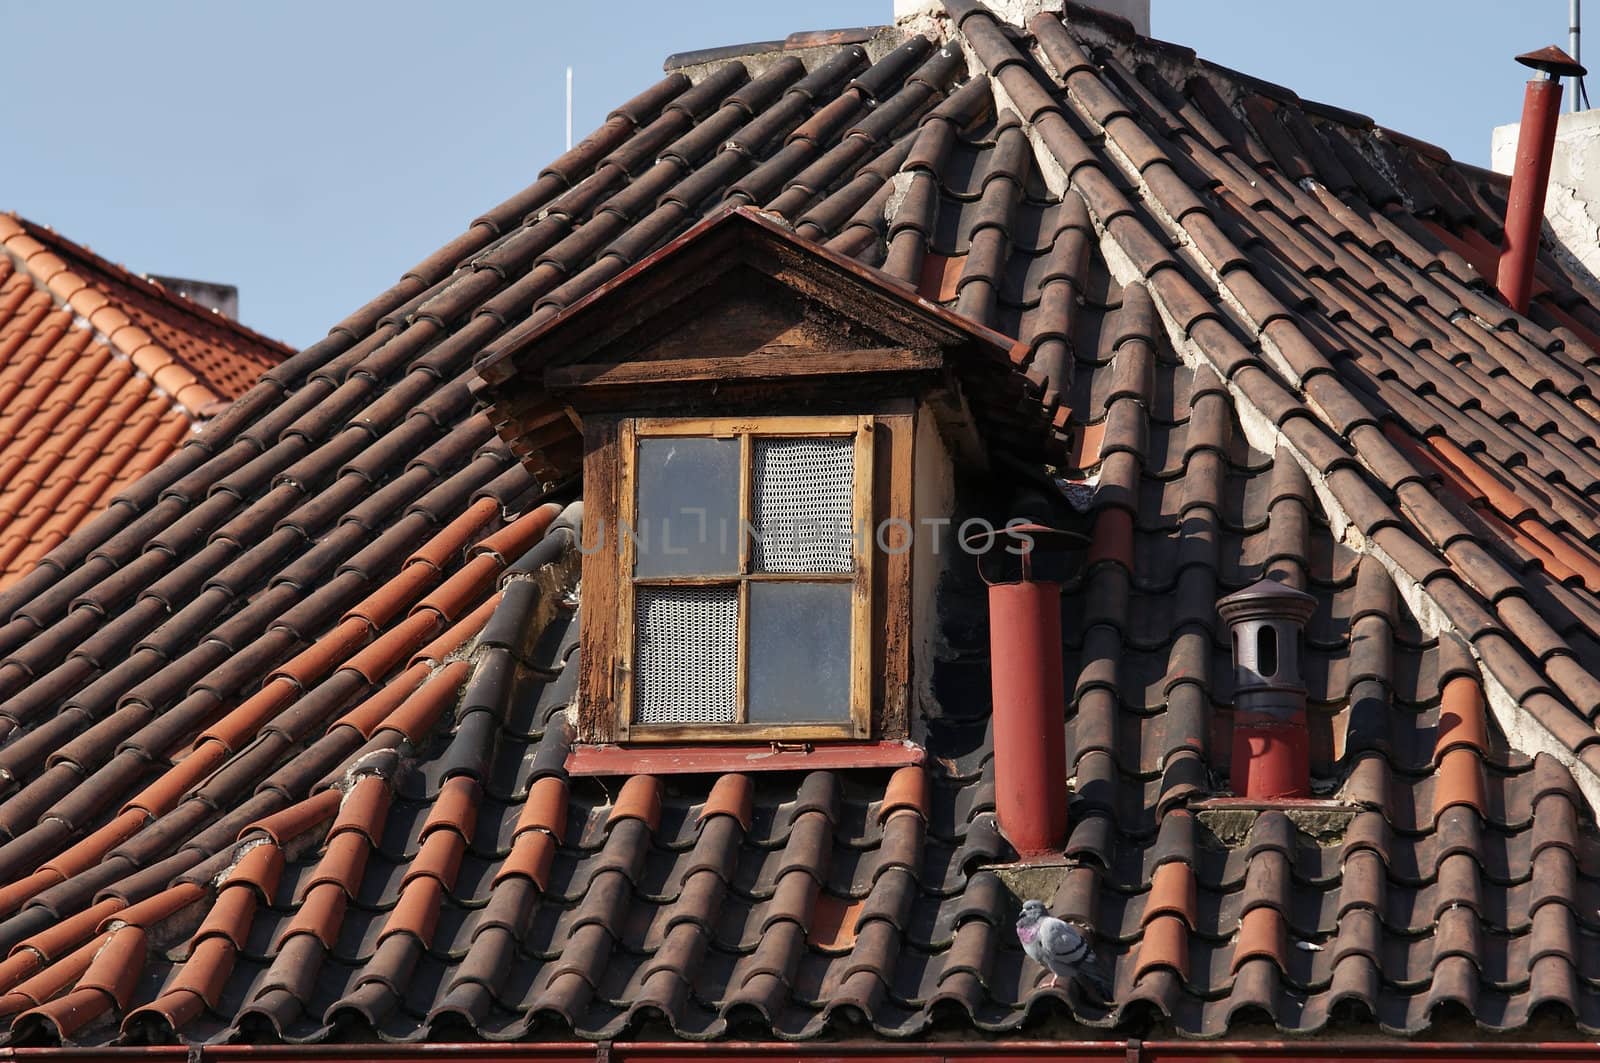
xmin=1497 ymin=47 xmax=1587 ymax=312
xmin=986 ymin=577 xmax=1068 ymax=857
xmin=1497 ymin=77 xmax=1563 ymax=312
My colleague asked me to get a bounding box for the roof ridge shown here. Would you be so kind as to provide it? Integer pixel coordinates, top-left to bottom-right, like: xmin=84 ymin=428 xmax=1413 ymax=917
xmin=0 ymin=213 xmax=287 ymax=419
xmin=13 ymin=216 xmax=293 ymax=360
xmin=662 ymin=24 xmax=897 ymax=74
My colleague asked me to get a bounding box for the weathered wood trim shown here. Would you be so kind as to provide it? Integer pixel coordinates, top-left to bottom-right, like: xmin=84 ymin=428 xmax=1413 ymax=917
xmin=567 ymin=740 xmax=927 ymax=775
xmin=626 ymin=722 xmax=857 ymax=743
xmin=633 ymin=414 xmax=861 ymax=437
xmin=851 ymin=414 xmax=875 ymax=740
xmin=577 ymin=416 xmax=621 ymax=744
xmin=582 ymin=407 xmax=916 ymax=746
xmin=875 ymin=405 xmax=915 ymax=742
xmin=614 ymin=417 xmax=637 ymax=742
xmin=736 ymin=431 xmax=752 ymax=725
xmin=632 ymin=573 xmax=853 ymax=587
xmin=545 ymin=347 xmax=943 ymax=390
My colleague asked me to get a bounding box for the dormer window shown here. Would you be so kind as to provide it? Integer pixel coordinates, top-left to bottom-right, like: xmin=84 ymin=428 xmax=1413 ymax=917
xmin=618 ymin=415 xmax=875 ymax=740
xmin=472 ymin=207 xmax=1067 ymax=755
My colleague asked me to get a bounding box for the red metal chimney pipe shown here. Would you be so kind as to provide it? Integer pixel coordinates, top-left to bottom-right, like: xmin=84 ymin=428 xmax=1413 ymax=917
xmin=973 ymin=524 xmax=1074 ymax=859
xmin=1497 ymin=45 xmax=1587 ymax=313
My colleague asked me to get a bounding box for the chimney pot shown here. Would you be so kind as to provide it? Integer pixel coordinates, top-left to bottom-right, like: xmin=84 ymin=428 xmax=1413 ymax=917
xmin=973 ymin=521 xmax=1080 ymax=859
xmin=1218 ymin=578 xmax=1316 ymax=799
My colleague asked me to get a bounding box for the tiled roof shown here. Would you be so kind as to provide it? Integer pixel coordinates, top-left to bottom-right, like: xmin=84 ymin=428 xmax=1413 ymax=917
xmin=2 ymin=0 xmax=1600 ymax=1048
xmin=0 ymin=215 xmax=290 ymax=589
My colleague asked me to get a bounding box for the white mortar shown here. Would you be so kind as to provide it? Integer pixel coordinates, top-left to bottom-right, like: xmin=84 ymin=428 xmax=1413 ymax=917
xmin=893 ymin=0 xmax=1150 ymax=35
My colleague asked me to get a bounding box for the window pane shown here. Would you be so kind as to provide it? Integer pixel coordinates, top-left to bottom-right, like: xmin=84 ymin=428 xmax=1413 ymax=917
xmin=634 ymin=586 xmax=738 ymax=724
xmin=747 ymin=581 xmax=852 ymax=723
xmin=634 ymin=436 xmax=740 ymax=577
xmin=752 ymin=437 xmax=854 ymax=573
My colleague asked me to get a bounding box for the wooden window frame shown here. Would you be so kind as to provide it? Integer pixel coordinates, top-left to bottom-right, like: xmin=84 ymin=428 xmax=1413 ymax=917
xmin=616 ymin=414 xmax=873 ymax=743
xmin=579 ymin=403 xmax=915 ymax=747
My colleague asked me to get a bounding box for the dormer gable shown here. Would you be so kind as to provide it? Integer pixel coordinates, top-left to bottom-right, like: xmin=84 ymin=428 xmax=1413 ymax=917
xmin=476 ymin=206 xmax=1062 ymax=749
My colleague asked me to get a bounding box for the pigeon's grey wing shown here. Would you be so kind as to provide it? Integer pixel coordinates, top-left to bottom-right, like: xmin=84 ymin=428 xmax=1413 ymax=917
xmin=1037 ymin=918 xmax=1093 ymax=973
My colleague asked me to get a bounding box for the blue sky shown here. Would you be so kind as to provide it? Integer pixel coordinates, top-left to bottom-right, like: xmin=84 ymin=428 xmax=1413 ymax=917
xmin=0 ymin=0 xmax=1577 ymax=348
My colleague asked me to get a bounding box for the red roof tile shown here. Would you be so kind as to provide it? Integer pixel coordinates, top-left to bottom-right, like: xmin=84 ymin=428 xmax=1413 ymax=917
xmin=8 ymin=0 xmax=1600 ymax=1049
xmin=0 ymin=216 xmax=288 ymax=592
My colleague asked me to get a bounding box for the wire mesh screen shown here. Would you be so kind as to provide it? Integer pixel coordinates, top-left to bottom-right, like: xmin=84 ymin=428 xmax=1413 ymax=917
xmin=633 ymin=585 xmax=738 ymax=724
xmin=752 ymin=437 xmax=854 ymax=573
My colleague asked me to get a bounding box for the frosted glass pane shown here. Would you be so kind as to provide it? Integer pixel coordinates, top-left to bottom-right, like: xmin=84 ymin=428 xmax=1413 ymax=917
xmin=747 ymin=581 xmax=852 ymax=723
xmin=634 ymin=586 xmax=738 ymax=724
xmin=752 ymin=437 xmax=854 ymax=573
xmin=634 ymin=436 xmax=739 ymax=577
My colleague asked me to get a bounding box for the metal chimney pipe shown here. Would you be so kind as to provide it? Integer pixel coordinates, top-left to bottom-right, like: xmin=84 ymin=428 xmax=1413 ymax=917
xmin=1497 ymin=46 xmax=1587 ymax=312
xmin=972 ymin=523 xmax=1076 ymax=859
xmin=1218 ymin=579 xmax=1316 ymax=800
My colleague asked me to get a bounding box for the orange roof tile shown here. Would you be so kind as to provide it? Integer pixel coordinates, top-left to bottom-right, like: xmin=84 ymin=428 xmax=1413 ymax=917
xmin=0 ymin=214 xmax=289 ymax=592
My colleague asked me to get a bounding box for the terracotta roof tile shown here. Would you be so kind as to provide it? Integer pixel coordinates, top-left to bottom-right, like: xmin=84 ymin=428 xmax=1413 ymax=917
xmin=607 ymin=775 xmax=664 ymax=832
xmin=302 ymin=832 xmax=371 ymax=900
xmin=0 ymin=930 xmax=104 ymax=1016
xmin=8 ymin=3 xmax=1600 ymax=1048
xmin=330 ymin=662 xmax=431 ymax=739
xmin=276 ymin=882 xmax=346 ymax=950
xmin=329 ymin=776 xmax=392 ymax=848
xmin=99 ymin=883 xmax=205 ymax=933
xmin=190 ymin=885 xmax=255 ymax=952
xmin=697 ymin=773 xmax=752 ymax=831
xmin=0 ymin=217 xmax=288 ymax=593
xmin=347 ymin=612 xmax=443 ymax=684
xmin=223 ymin=841 xmax=285 ymax=902
xmin=411 ymin=593 xmax=499 ymax=667
xmin=878 ymin=764 xmax=931 ymax=821
xmin=242 ymin=787 xmax=343 ymax=847
xmin=73 ymin=924 xmax=145 ymax=1010
xmin=516 ymin=776 xmax=570 ymax=841
xmin=494 ymin=830 xmax=559 ymax=892
xmin=376 ymin=659 xmax=472 ymax=743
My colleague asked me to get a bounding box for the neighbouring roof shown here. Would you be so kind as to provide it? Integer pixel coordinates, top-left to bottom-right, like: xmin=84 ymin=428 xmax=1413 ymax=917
xmin=3 ymin=0 xmax=1600 ymax=1048
xmin=0 ymin=215 xmax=290 ymax=589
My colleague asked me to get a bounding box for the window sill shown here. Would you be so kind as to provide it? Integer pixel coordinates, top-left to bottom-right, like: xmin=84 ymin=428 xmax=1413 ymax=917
xmin=565 ymin=739 xmax=925 ymax=777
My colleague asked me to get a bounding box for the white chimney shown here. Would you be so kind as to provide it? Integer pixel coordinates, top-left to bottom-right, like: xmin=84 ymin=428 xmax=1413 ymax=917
xmin=893 ymin=0 xmax=1150 ymax=36
xmin=1491 ymin=109 xmax=1600 ymax=287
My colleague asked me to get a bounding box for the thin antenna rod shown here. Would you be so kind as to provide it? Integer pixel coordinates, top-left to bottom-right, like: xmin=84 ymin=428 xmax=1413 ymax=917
xmin=566 ymin=66 xmax=573 ymax=150
xmin=1573 ymin=0 xmax=1584 ymax=111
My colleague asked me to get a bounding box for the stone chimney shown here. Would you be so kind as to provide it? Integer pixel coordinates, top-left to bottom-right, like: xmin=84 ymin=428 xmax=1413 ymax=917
xmin=893 ymin=0 xmax=1149 ymax=36
xmin=1491 ymin=107 xmax=1600 ymax=290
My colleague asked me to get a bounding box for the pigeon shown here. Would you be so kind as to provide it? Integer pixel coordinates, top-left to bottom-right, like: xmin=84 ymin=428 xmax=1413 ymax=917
xmin=1015 ymin=899 xmax=1113 ymax=1000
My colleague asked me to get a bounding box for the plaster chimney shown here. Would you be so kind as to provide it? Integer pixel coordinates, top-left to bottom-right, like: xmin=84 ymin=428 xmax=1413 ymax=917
xmin=1489 ymin=46 xmax=1590 ymax=310
xmin=894 ymin=0 xmax=1149 ymax=37
xmin=1218 ymin=579 xmax=1316 ymax=800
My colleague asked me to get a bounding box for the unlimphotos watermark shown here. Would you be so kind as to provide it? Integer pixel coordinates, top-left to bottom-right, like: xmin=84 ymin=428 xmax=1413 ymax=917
xmin=578 ymin=512 xmax=1041 ymax=557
